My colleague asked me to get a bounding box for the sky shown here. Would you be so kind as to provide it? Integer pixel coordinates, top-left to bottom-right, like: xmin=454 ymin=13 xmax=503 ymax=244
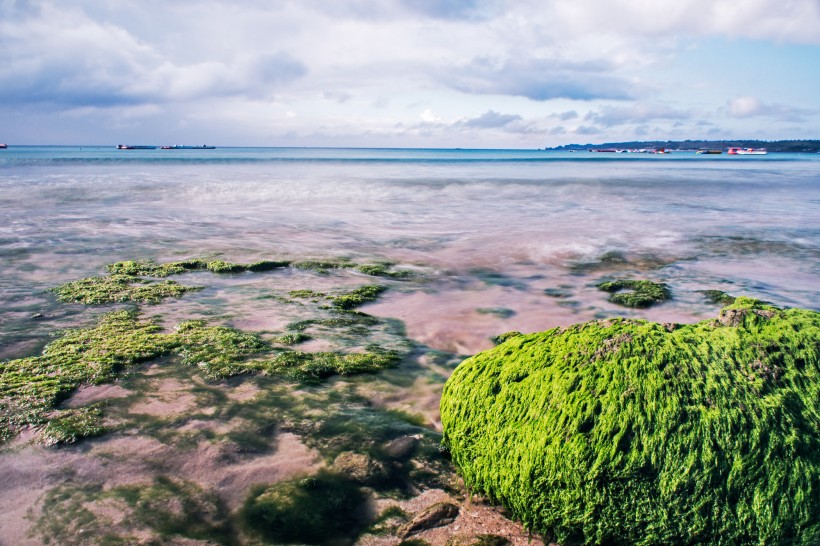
xmin=1 ymin=0 xmax=819 ymax=148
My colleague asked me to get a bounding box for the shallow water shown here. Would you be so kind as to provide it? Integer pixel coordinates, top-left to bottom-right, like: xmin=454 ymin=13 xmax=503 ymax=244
xmin=0 ymin=146 xmax=818 ymax=544
xmin=1 ymin=147 xmax=818 ymax=356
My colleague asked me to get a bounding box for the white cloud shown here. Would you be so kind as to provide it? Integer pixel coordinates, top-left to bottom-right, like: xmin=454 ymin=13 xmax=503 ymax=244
xmin=585 ymin=103 xmax=693 ymax=127
xmin=420 ymin=108 xmax=442 ymax=123
xmin=1 ymin=0 xmax=818 ymax=145
xmin=727 ymin=96 xmax=816 ymax=121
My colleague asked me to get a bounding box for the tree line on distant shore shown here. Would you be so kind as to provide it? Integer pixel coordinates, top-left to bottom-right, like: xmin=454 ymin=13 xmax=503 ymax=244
xmin=550 ymin=139 xmax=820 ymax=153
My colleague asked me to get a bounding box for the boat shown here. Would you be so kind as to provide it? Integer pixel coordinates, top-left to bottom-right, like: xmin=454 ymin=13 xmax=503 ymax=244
xmin=696 ymin=149 xmax=722 ymax=154
xmin=117 ymin=145 xmax=157 ymax=150
xmin=728 ymin=147 xmax=767 ymax=155
xmin=0 ymin=144 xmax=7 ymax=149
xmin=589 ymin=149 xmax=617 ymax=152
xmin=160 ymin=145 xmax=216 ymax=150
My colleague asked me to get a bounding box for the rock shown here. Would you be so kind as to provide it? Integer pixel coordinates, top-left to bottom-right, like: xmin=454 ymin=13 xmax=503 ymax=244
xmin=398 ymin=501 xmax=460 ymax=538
xmin=441 ymin=298 xmax=820 ymax=545
xmin=332 ymin=451 xmax=387 ymax=484
xmin=446 ymin=535 xmax=510 ymax=546
xmin=382 ymin=435 xmax=419 ymax=460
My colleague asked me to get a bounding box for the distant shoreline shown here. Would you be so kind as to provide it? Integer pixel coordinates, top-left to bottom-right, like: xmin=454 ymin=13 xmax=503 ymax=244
xmin=549 ymin=139 xmax=820 ymax=153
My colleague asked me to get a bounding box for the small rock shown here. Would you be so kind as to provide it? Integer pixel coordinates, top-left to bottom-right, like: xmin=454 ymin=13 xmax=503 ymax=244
xmin=332 ymin=451 xmax=387 ymax=484
xmin=383 ymin=435 xmax=419 ymax=460
xmin=398 ymin=501 xmax=460 ymax=538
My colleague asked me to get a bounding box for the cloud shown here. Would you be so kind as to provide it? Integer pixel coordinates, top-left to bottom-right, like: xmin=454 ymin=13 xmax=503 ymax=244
xmin=442 ymin=57 xmax=637 ymax=101
xmin=574 ymin=125 xmax=600 ymax=135
xmin=584 ymin=103 xmax=693 ymax=127
xmin=420 ymin=108 xmax=442 ymax=123
xmin=397 ymin=0 xmax=501 ymax=20
xmin=726 ymin=96 xmax=815 ymax=122
xmin=461 ymin=110 xmax=523 ymax=128
xmin=0 ymin=3 xmax=307 ymax=107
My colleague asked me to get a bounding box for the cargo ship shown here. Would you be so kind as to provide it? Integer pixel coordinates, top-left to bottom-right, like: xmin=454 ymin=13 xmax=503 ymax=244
xmin=117 ymin=145 xmax=157 ymax=150
xmin=160 ymin=145 xmax=216 ymax=149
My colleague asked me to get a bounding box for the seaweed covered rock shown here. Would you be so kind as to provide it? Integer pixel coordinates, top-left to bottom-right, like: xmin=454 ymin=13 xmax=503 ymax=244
xmin=440 ymin=298 xmax=819 ymax=545
xmin=241 ymin=472 xmax=366 ymax=544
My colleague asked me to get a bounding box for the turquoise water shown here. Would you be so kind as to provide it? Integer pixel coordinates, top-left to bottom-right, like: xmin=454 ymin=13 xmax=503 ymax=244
xmin=1 ymin=146 xmax=818 ymax=357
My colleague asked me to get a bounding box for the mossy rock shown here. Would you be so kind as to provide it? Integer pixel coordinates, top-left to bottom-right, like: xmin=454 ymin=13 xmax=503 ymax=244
xmin=241 ymin=472 xmax=366 ymax=544
xmin=441 ymin=298 xmax=820 ymax=545
xmin=596 ymin=279 xmax=671 ymax=308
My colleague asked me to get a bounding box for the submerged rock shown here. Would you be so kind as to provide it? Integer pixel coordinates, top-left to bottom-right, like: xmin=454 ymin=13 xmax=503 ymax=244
xmin=440 ymin=298 xmax=820 ymax=545
xmin=398 ymin=501 xmax=460 ymax=538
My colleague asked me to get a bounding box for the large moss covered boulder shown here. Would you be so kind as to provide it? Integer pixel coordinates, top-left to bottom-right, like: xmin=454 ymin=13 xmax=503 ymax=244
xmin=440 ymin=298 xmax=819 ymax=545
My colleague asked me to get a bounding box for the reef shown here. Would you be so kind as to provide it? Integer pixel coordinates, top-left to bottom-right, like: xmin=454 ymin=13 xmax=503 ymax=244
xmin=441 ymin=298 xmax=820 ymax=545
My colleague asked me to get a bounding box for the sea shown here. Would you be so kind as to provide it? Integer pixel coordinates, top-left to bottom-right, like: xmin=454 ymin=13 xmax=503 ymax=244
xmin=0 ymin=145 xmax=819 ymax=544
xmin=1 ymin=145 xmax=818 ymax=358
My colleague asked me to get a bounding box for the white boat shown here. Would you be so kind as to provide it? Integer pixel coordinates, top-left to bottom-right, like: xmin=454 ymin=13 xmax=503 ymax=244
xmin=728 ymin=147 xmax=767 ymax=155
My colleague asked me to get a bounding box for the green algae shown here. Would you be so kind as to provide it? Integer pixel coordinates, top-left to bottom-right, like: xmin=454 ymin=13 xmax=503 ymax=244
xmin=40 ymin=404 xmax=106 ymax=446
xmin=357 ymin=263 xmax=416 ymax=279
xmin=699 ymin=289 xmax=737 ymax=305
xmin=288 ymin=284 xmax=388 ymax=310
xmin=106 ymin=258 xmax=290 ymax=277
xmin=0 ymin=310 xmax=178 ymax=439
xmin=37 ymin=477 xmax=232 ymax=545
xmin=491 ymin=331 xmax=523 ymax=345
xmin=4 ymin=267 xmax=404 ymax=442
xmin=262 ymin=348 xmax=401 ymax=383
xmin=273 ymin=332 xmax=312 ymax=345
xmin=441 ymin=298 xmax=820 ymax=545
xmin=331 ymin=284 xmax=388 ymax=310
xmin=51 ymin=274 xmax=201 ymax=304
xmin=173 ymin=320 xmax=269 ymax=380
xmin=106 ymin=259 xmax=207 ymax=277
xmin=241 ymin=471 xmax=367 ymax=544
xmin=597 ymin=278 xmax=671 ymax=308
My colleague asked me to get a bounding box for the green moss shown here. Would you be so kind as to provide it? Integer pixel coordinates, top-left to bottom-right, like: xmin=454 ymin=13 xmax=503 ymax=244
xmin=357 ymin=263 xmax=415 ymax=279
xmin=174 ymin=320 xmax=268 ymax=380
xmin=491 ymin=331 xmax=523 ymax=345
xmin=246 ymin=260 xmax=291 ymax=271
xmin=51 ymin=274 xmax=200 ymax=304
xmin=241 ymin=471 xmax=366 ymax=544
xmin=331 ymin=284 xmax=388 ymax=310
xmin=106 ymin=259 xmax=207 ymax=277
xmin=205 ymin=259 xmax=246 ymax=274
xmin=107 ymin=258 xmax=289 ymax=276
xmin=597 ymin=278 xmax=671 ymax=308
xmin=274 ymin=332 xmax=312 ymax=345
xmin=40 ymin=404 xmax=106 ymax=446
xmin=441 ymin=298 xmax=820 ymax=545
xmin=263 ymin=348 xmax=401 ymax=382
xmin=699 ymin=289 xmax=736 ymax=305
xmin=0 ymin=310 xmax=178 ymax=438
xmin=292 ymin=259 xmax=354 ymax=272
xmin=289 ymin=289 xmax=328 ymax=300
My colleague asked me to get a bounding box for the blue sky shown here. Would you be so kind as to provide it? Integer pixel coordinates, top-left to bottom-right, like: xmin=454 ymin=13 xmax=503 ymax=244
xmin=1 ymin=0 xmax=819 ymax=147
